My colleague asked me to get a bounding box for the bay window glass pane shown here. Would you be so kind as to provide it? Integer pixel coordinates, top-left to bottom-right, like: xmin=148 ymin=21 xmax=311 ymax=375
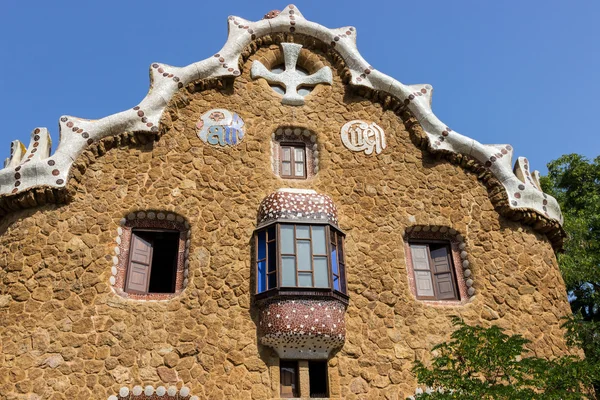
xmin=314 ymin=257 xmax=329 ymax=287
xmin=339 ymin=262 xmax=346 ymax=292
xmin=282 ymin=162 xmax=291 ymax=176
xmin=331 ymin=246 xmax=339 ymax=275
xmin=281 ymin=225 xmax=295 ymax=254
xmin=257 ymin=261 xmax=266 ymax=292
xmin=298 ymin=272 xmax=312 ymax=287
xmin=257 ymin=231 xmax=266 ymax=260
xmin=294 ymin=147 xmax=304 ymax=161
xmin=282 ymin=256 xmax=296 ymax=286
xmin=268 ymin=225 xmax=276 ymax=240
xmin=294 ymin=162 xmax=305 ymax=177
xmin=333 ymin=275 xmax=340 ymax=291
xmin=282 ymin=147 xmax=291 ymax=161
xmin=312 ymin=226 xmax=326 ymax=255
xmin=337 ymin=234 xmax=344 ymax=260
xmin=257 ymin=231 xmax=266 ymax=293
xmin=297 ymin=241 xmax=311 ymax=271
xmin=296 ymin=225 xmax=310 ymax=239
xmin=268 ymin=273 xmax=277 ymax=290
xmin=268 ymin=241 xmax=277 ymax=273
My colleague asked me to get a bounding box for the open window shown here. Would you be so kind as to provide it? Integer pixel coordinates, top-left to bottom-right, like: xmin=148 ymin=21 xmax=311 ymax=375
xmin=279 ymin=360 xmax=329 ymax=398
xmin=308 ymin=361 xmax=328 ymax=398
xmin=111 ymin=211 xmax=190 ymax=300
xmin=125 ymin=230 xmax=180 ymax=294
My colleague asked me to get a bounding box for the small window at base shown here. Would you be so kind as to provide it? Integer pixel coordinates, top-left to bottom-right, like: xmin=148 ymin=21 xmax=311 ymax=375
xmin=309 ymin=361 xmax=328 ymax=398
xmin=280 ymin=361 xmax=299 ymax=398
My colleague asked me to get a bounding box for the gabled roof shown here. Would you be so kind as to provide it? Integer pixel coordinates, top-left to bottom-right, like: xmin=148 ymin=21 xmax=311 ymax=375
xmin=0 ymin=5 xmax=563 ymax=244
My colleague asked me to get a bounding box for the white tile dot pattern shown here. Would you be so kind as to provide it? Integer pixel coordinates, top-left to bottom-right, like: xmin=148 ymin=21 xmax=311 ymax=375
xmin=258 ymin=188 xmax=338 ymax=226
xmin=259 ymin=298 xmax=346 ymax=360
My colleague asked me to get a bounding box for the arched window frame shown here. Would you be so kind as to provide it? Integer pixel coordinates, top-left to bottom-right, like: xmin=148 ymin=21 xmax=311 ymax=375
xmin=271 ymin=127 xmax=319 ymax=179
xmin=404 ymin=225 xmax=473 ymax=305
xmin=109 ymin=211 xmax=191 ymax=301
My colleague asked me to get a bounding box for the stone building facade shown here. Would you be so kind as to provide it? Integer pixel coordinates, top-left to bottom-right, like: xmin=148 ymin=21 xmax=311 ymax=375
xmin=0 ymin=5 xmax=572 ymax=400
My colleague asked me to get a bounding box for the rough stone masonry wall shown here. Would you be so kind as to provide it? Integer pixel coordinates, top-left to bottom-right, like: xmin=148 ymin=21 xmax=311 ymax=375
xmin=0 ymin=43 xmax=574 ymax=400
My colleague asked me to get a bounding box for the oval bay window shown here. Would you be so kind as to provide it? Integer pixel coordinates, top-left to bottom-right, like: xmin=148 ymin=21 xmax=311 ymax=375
xmin=255 ymin=223 xmax=346 ymax=295
xmin=254 ymin=188 xmax=348 ymax=361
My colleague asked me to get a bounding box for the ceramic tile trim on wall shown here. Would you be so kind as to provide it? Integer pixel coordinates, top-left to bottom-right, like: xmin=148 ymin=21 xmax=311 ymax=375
xmin=0 ymin=4 xmax=562 ymax=238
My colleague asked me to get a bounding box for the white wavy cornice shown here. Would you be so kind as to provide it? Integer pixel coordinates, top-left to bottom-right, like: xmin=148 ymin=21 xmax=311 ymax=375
xmin=0 ymin=4 xmax=562 ymax=229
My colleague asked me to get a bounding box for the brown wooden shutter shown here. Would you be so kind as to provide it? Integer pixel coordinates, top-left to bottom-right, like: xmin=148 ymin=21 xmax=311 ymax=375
xmin=430 ymin=246 xmax=458 ymax=300
xmin=410 ymin=244 xmax=435 ymax=297
xmin=125 ymin=233 xmax=153 ymax=293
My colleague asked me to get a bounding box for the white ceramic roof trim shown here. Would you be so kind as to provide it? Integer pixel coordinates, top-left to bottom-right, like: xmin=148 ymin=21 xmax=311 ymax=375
xmin=0 ymin=4 xmax=562 ymax=225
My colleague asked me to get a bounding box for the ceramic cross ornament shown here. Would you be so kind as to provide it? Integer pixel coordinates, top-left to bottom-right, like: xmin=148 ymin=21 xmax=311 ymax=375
xmin=251 ymin=43 xmax=332 ymax=106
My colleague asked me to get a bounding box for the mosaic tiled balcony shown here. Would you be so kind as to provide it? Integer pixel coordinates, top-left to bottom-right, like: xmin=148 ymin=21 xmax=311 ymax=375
xmin=254 ymin=189 xmax=348 ymax=359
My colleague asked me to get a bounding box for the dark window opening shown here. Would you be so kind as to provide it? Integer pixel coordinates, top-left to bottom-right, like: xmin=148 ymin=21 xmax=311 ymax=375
xmin=309 ymin=361 xmax=328 ymax=398
xmin=280 ymin=361 xmax=299 ymax=398
xmin=409 ymin=241 xmax=459 ymax=301
xmin=125 ymin=230 xmax=179 ymax=294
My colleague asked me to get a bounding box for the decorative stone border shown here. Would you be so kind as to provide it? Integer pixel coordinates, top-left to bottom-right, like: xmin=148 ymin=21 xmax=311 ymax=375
xmin=404 ymin=225 xmax=474 ymax=305
xmin=271 ymin=127 xmax=319 ymax=178
xmin=110 ymin=211 xmax=191 ymax=300
xmin=108 ymin=385 xmax=197 ymax=400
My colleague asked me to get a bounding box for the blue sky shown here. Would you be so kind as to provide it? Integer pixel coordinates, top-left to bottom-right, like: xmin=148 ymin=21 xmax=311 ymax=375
xmin=1 ymin=0 xmax=599 ymax=174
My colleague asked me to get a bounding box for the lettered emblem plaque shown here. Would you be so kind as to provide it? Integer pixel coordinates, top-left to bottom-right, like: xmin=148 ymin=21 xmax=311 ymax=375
xmin=340 ymin=120 xmax=386 ymax=155
xmin=196 ymin=109 xmax=245 ymax=147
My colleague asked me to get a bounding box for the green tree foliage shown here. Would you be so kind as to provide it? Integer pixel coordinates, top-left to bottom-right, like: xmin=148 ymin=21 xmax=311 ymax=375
xmin=409 ymin=318 xmax=596 ymax=400
xmin=541 ymin=154 xmax=600 ymax=394
xmin=540 ymin=154 xmax=600 ymax=320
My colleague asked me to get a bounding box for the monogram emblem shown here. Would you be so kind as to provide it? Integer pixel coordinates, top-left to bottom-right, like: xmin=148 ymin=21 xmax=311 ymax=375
xmin=196 ymin=109 xmax=245 ymax=147
xmin=340 ymin=120 xmax=386 ymax=155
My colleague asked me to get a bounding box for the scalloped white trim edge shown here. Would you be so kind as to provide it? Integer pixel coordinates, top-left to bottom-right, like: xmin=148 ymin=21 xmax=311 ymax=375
xmin=0 ymin=4 xmax=562 ymax=226
xmin=108 ymin=385 xmax=196 ymax=399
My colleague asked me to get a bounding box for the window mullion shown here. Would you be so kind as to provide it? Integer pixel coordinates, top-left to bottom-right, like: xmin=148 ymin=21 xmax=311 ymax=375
xmin=255 ymin=233 xmax=259 ymax=294
xmin=294 ymin=225 xmax=298 ymax=287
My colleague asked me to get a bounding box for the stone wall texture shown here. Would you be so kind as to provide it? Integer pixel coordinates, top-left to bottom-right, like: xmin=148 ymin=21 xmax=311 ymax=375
xmin=0 ymin=41 xmax=574 ymax=399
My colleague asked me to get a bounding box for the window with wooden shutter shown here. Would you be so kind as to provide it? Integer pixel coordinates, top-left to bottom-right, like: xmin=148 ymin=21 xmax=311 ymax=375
xmin=125 ymin=233 xmax=154 ymax=293
xmin=408 ymin=241 xmax=460 ymax=301
xmin=280 ymin=144 xmax=306 ymax=179
xmin=124 ymin=230 xmax=180 ymax=295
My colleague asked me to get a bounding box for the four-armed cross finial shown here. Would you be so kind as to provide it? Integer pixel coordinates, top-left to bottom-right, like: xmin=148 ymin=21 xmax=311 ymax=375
xmin=251 ymin=43 xmax=332 ymax=106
